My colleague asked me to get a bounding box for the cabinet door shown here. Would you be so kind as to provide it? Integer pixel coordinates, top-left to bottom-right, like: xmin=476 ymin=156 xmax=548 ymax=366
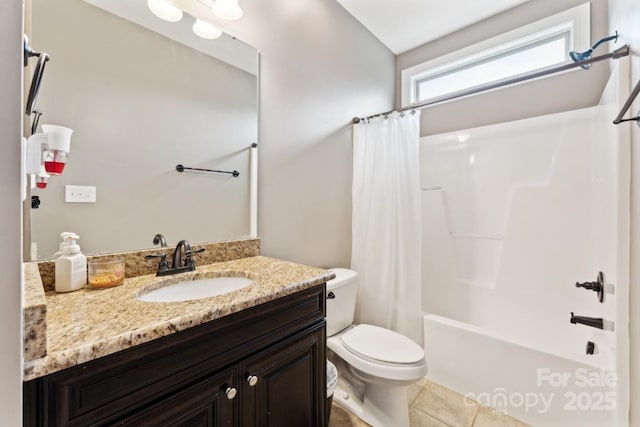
xmin=113 ymin=367 xmax=238 ymax=427
xmin=240 ymin=323 xmax=325 ymax=427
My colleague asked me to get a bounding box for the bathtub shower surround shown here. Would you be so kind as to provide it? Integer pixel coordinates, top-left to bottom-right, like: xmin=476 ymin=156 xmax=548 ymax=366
xmin=351 ymin=111 xmax=423 ymax=345
xmin=420 ymin=100 xmax=629 ymax=426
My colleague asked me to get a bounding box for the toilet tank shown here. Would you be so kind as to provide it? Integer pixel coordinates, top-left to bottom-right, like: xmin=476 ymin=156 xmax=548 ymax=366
xmin=326 ymin=268 xmax=358 ymax=336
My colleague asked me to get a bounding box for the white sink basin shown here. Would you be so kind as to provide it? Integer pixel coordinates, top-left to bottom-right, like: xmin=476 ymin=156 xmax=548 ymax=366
xmin=137 ymin=276 xmax=254 ymax=303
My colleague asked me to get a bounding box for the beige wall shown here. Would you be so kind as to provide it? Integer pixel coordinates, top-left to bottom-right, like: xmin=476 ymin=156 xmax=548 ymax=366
xmin=4 ymin=1 xmax=634 ymax=425
xmin=30 ymin=0 xmax=257 ymax=257
xmin=217 ymin=0 xmax=396 ymax=268
xmin=0 ymin=0 xmax=24 ymax=424
xmin=396 ymin=0 xmax=611 ymax=136
xmin=608 ymin=0 xmax=640 ymax=425
xmin=1 ymin=0 xmax=394 ymax=422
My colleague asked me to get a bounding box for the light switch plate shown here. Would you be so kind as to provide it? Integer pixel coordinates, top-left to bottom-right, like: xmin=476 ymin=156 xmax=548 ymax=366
xmin=65 ymin=185 xmax=97 ymax=203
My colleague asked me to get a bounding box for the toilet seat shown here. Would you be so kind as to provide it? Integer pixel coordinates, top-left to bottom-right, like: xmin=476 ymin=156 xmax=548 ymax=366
xmin=341 ymin=324 xmax=424 ymax=365
xmin=327 ymin=326 xmax=426 ymax=383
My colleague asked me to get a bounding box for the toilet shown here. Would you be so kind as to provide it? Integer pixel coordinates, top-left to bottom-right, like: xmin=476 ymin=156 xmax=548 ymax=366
xmin=326 ymin=268 xmax=426 ymax=427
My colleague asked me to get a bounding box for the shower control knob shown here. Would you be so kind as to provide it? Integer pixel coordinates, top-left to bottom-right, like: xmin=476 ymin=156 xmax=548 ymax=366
xmin=247 ymin=375 xmax=258 ymax=387
xmin=225 ymin=387 xmax=237 ymax=400
xmin=575 ymin=280 xmax=602 ymax=292
xmin=575 ymin=271 xmax=605 ymax=303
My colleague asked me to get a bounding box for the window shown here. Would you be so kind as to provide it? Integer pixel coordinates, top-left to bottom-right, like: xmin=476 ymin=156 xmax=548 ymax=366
xmin=401 ymin=3 xmax=591 ymax=106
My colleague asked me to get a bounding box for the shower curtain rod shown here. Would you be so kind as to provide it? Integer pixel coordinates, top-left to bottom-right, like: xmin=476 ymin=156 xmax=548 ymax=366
xmin=613 ymin=77 xmax=640 ymax=124
xmin=352 ymin=45 xmax=630 ymax=124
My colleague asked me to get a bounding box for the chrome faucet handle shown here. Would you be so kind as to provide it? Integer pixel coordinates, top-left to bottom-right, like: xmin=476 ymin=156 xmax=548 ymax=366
xmin=145 ymin=253 xmax=169 ymax=274
xmin=184 ymin=248 xmax=206 ymax=268
xmin=185 ymin=248 xmax=206 ymax=256
xmin=575 ymin=271 xmax=605 ymax=303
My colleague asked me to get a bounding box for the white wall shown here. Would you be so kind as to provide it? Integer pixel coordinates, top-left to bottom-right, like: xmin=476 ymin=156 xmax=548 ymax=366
xmin=396 ymin=0 xmax=611 ymax=136
xmin=216 ymin=0 xmax=395 ymax=268
xmin=608 ymin=1 xmax=640 ymax=425
xmin=0 ymin=0 xmax=24 ymax=424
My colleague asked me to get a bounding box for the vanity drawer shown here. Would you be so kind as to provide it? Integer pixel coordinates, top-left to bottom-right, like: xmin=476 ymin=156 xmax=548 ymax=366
xmin=24 ymin=284 xmax=326 ymax=426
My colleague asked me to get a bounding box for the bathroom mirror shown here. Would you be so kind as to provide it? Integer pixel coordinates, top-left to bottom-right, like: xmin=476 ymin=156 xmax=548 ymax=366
xmin=28 ymin=0 xmax=258 ymax=259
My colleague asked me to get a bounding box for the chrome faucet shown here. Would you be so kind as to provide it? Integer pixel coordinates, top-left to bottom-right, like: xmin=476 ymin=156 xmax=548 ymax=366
xmin=172 ymin=240 xmax=192 ymax=269
xmin=145 ymin=239 xmax=205 ymax=276
xmin=153 ymin=233 xmax=167 ymax=247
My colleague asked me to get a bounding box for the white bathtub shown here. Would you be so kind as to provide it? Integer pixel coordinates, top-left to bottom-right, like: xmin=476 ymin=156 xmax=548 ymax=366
xmin=419 ymin=95 xmax=630 ymax=426
xmin=423 ymin=314 xmax=618 ymax=426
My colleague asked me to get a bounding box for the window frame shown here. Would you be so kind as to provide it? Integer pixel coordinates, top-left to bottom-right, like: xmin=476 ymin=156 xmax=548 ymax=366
xmin=401 ymin=2 xmax=591 ymax=107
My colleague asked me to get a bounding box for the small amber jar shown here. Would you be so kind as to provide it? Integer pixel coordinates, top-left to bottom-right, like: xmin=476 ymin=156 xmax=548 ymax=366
xmin=88 ymin=259 xmax=125 ymax=288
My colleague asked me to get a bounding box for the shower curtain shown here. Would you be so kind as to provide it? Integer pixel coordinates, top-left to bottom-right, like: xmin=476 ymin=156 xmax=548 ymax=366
xmin=351 ymin=111 xmax=423 ymax=345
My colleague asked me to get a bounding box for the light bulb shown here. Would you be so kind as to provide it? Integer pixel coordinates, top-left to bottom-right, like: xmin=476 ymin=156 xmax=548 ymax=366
xmin=193 ymin=19 xmax=222 ymax=39
xmin=212 ymin=0 xmax=243 ymax=21
xmin=147 ymin=0 xmax=183 ymax=22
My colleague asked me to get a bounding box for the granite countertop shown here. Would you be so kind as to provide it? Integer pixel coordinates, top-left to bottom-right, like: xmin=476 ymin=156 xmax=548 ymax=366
xmin=23 ymin=255 xmax=334 ymax=381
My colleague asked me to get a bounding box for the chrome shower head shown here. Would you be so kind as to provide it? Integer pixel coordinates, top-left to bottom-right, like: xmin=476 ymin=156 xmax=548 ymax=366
xmin=569 ymin=31 xmax=618 ymax=70
xmin=569 ymin=49 xmax=592 ymax=64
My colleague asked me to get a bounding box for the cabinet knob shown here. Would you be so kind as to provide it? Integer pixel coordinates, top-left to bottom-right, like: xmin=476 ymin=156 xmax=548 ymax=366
xmin=225 ymin=387 xmax=237 ymax=400
xmin=247 ymin=375 xmax=259 ymax=387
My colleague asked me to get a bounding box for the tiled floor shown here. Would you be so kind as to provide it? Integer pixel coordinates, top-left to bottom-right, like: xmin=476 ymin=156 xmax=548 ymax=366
xmin=329 ymin=378 xmax=530 ymax=427
xmin=328 ymin=403 xmax=370 ymax=427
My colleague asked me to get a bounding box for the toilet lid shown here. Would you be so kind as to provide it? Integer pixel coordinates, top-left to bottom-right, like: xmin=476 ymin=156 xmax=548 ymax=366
xmin=341 ymin=324 xmax=424 ymax=364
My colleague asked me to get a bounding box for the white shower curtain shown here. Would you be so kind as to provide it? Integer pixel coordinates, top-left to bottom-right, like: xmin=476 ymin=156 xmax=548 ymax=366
xmin=351 ymin=111 xmax=423 ymax=345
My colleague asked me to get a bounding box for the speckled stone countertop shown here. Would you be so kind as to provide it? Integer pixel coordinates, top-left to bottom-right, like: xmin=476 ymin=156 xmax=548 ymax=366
xmin=23 ymin=263 xmax=47 ymax=362
xmin=23 ymin=238 xmax=262 ymax=363
xmin=24 ymin=255 xmax=334 ymax=381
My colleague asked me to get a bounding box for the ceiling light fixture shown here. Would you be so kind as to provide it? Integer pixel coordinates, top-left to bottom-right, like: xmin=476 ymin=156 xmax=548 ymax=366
xmin=147 ymin=0 xmax=244 ymax=40
xmin=147 ymin=0 xmax=184 ymax=22
xmin=212 ymin=0 xmax=243 ymax=21
xmin=192 ymin=19 xmax=222 ymax=39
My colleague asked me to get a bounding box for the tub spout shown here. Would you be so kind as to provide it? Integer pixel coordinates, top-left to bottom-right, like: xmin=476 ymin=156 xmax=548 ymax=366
xmin=570 ymin=313 xmax=603 ymax=329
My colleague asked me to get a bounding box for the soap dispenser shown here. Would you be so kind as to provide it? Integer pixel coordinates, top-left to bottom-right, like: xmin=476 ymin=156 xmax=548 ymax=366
xmin=55 ymin=234 xmax=87 ymax=292
xmin=53 ymin=231 xmax=74 ymax=258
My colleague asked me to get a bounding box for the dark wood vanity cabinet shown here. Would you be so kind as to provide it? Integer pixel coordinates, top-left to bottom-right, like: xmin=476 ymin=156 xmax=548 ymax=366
xmin=24 ymin=285 xmax=327 ymax=427
xmin=240 ymin=328 xmax=324 ymax=426
xmin=116 ymin=367 xmax=238 ymax=426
